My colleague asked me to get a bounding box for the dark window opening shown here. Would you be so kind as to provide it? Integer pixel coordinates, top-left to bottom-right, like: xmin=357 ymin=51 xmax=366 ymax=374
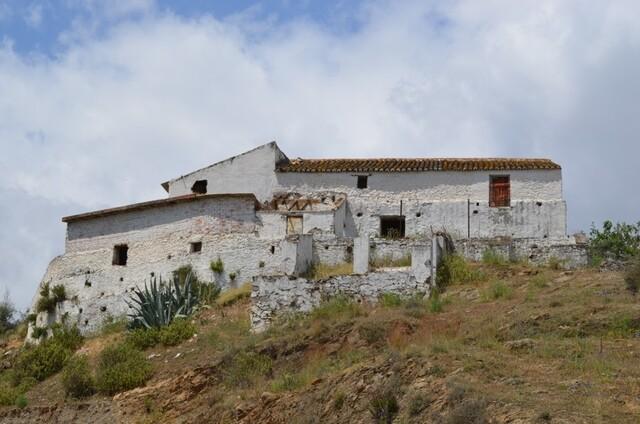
xmin=191 ymin=180 xmax=208 ymax=194
xmin=357 ymin=175 xmax=368 ymax=189
xmin=112 ymin=244 xmax=128 ymax=266
xmin=380 ymin=216 xmax=406 ymax=239
xmin=489 ymin=175 xmax=510 ymax=207
xmin=190 ymin=241 xmax=202 ymax=253
xmin=270 ymin=245 xmax=275 ymax=254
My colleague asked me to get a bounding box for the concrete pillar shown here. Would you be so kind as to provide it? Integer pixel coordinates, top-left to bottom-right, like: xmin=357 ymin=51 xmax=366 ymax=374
xmin=431 ymin=237 xmax=440 ymax=286
xmin=353 ymin=236 xmax=370 ymax=274
xmin=280 ymin=235 xmax=313 ymax=277
xmin=411 ymin=244 xmax=431 ymax=283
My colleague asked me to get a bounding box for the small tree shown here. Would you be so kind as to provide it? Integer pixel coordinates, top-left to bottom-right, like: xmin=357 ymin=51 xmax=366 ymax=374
xmin=589 ymin=220 xmax=640 ymax=261
xmin=0 ymin=290 xmax=16 ymax=335
xmin=625 ymin=256 xmax=640 ymax=295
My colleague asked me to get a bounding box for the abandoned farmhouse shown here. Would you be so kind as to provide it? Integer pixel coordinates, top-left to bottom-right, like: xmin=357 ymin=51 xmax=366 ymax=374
xmin=28 ymin=141 xmax=586 ymax=335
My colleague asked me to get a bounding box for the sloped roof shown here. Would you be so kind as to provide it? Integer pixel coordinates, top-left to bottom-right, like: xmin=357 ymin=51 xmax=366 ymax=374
xmin=62 ymin=193 xmax=257 ymax=223
xmin=277 ymin=158 xmax=561 ymax=173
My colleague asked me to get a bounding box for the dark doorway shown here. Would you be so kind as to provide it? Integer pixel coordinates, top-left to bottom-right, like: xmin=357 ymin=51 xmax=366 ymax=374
xmin=380 ymin=216 xmax=405 ymax=239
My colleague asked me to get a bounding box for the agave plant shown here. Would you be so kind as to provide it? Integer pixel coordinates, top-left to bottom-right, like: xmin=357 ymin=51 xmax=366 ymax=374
xmin=127 ymin=272 xmax=200 ymax=329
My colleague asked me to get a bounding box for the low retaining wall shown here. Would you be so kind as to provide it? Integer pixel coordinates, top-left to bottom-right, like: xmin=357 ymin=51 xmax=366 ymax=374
xmin=251 ymin=271 xmax=431 ymax=332
xmin=455 ymin=237 xmax=588 ymax=269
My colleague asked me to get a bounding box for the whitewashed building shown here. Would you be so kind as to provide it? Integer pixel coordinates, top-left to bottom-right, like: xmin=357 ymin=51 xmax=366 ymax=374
xmin=29 ymin=141 xmax=578 ymax=336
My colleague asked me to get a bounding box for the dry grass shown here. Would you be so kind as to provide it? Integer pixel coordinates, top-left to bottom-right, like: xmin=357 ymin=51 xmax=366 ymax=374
xmin=216 ymin=282 xmax=252 ymax=306
xmin=308 ymin=262 xmax=353 ymax=280
xmin=371 ymin=254 xmax=412 ymax=269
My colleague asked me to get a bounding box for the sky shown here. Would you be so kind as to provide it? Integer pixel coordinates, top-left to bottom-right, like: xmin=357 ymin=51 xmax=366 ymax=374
xmin=1 ymin=0 xmax=639 ymax=310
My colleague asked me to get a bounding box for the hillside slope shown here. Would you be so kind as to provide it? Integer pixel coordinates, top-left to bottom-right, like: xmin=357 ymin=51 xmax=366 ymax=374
xmin=1 ymin=263 xmax=639 ymax=423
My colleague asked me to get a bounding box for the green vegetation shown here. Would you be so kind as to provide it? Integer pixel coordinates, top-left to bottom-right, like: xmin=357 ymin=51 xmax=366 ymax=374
xmin=96 ymin=343 xmax=152 ymax=395
xmin=306 ymin=262 xmax=353 ymax=280
xmin=481 ymin=249 xmax=507 ymax=266
xmin=624 ymin=255 xmax=640 ymax=294
xmin=174 ymin=265 xmax=220 ymax=305
xmin=310 ymin=295 xmax=365 ymax=321
xmin=0 ymin=291 xmax=16 ymax=336
xmin=222 ymin=351 xmax=272 ymax=388
xmin=210 ymin=257 xmax=224 ymax=274
xmin=127 ymin=271 xmax=199 ymax=329
xmin=379 ymin=292 xmax=403 ymax=308
xmin=216 ymin=282 xmax=252 ymax=307
xmin=126 ymin=318 xmax=196 ymax=350
xmin=369 ymin=382 xmax=400 ymax=424
xmin=437 ymin=254 xmax=486 ymax=288
xmin=62 ymin=355 xmax=96 ymax=398
xmin=52 ymin=284 xmax=67 ymax=303
xmin=482 ymin=281 xmax=513 ymax=301
xmin=371 ymin=254 xmax=412 ymax=269
xmin=589 ymin=220 xmax=640 ymax=262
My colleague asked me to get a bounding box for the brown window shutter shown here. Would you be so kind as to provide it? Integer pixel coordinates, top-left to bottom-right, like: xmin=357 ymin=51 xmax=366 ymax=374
xmin=490 ymin=176 xmax=510 ymax=207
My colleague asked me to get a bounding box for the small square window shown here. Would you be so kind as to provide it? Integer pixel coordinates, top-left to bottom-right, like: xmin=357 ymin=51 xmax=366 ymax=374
xmin=190 ymin=242 xmax=202 ymax=253
xmin=191 ymin=180 xmax=207 ymax=194
xmin=380 ymin=216 xmax=405 ymax=239
xmin=357 ymin=175 xmax=368 ymax=189
xmin=112 ymin=245 xmax=128 ymax=266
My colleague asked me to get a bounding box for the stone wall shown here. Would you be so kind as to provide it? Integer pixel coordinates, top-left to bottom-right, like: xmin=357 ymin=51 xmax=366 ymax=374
xmin=455 ymin=236 xmax=589 ymax=269
xmin=251 ymin=270 xmax=431 ymax=332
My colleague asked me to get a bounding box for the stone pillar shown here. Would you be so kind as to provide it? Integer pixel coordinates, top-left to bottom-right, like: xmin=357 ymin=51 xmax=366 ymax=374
xmin=353 ymin=236 xmax=370 ymax=274
xmin=280 ymin=235 xmax=313 ymax=277
xmin=431 ymin=237 xmax=440 ymax=286
xmin=411 ymin=244 xmax=431 ymax=283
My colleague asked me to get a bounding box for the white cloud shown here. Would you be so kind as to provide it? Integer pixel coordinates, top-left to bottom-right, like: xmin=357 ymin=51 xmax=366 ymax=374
xmin=1 ymin=1 xmax=640 ymax=308
xmin=24 ymin=3 xmax=43 ymax=28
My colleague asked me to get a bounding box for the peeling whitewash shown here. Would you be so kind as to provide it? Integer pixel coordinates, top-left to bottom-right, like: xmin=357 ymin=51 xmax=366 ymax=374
xmin=28 ymin=142 xmax=581 ymax=338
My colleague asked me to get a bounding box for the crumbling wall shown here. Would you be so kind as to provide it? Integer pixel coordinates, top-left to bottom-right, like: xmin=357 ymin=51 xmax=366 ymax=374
xmin=251 ymin=270 xmax=431 ymax=332
xmin=455 ymin=236 xmax=588 ymax=269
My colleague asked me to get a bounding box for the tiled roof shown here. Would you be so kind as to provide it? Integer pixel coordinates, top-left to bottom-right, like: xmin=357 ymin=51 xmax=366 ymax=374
xmin=62 ymin=193 xmax=257 ymax=223
xmin=277 ymin=158 xmax=561 ymax=173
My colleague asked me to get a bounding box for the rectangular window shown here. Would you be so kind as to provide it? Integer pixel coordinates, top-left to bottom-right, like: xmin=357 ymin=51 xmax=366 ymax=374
xmin=190 ymin=242 xmax=202 ymax=253
xmin=380 ymin=216 xmax=405 ymax=238
xmin=357 ymin=175 xmax=368 ymax=189
xmin=112 ymin=244 xmax=128 ymax=266
xmin=286 ymin=215 xmax=303 ymax=235
xmin=490 ymin=175 xmax=511 ymax=207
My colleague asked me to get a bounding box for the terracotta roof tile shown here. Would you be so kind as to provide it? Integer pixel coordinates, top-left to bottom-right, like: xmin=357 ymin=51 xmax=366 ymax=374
xmin=277 ymin=158 xmax=560 ymax=173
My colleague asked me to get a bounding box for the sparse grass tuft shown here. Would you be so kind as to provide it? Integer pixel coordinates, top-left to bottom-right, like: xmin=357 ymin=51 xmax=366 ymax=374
xmin=438 ymin=254 xmax=486 ymax=287
xmin=548 ymin=256 xmax=565 ymax=270
xmin=222 ymin=351 xmax=272 ymax=388
xmin=481 ymin=249 xmax=507 ymax=266
xmin=311 ymin=295 xmax=364 ymax=321
xmin=371 ymin=254 xmax=411 ymax=269
xmin=270 ymin=372 xmax=305 ymax=392
xmin=379 ymin=292 xmax=403 ymax=308
xmin=216 ymin=282 xmax=252 ymax=307
xmin=369 ymin=382 xmax=400 ymax=423
xmin=482 ymin=281 xmax=513 ymax=301
xmin=307 ymin=262 xmax=353 ymax=280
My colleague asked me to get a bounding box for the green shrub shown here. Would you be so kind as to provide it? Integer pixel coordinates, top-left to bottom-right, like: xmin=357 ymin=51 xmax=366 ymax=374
xmin=589 ymin=220 xmax=640 ymax=260
xmin=482 ymin=281 xmax=512 ymax=301
xmin=159 ymin=318 xmax=196 ymax=346
xmin=15 ymin=394 xmax=28 ymax=409
xmin=625 ymin=256 xmax=640 ymax=295
xmin=311 ymin=295 xmax=364 ymax=321
xmin=100 ymin=316 xmax=128 ymax=335
xmin=62 ymin=355 xmax=95 ymax=398
xmin=52 ymin=284 xmax=67 ymax=303
xmin=408 ymin=391 xmax=432 ymax=416
xmin=223 ymin=351 xmax=272 ymax=388
xmin=210 ymin=258 xmax=224 ymax=274
xmin=12 ymin=325 xmax=83 ymax=383
xmin=31 ymin=326 xmax=48 ymax=340
xmin=35 ymin=296 xmax=56 ymax=314
xmin=0 ymin=292 xmax=16 ymax=335
xmin=216 ymin=282 xmax=252 ymax=307
xmin=428 ymin=290 xmax=446 ymax=313
xmin=96 ymin=343 xmax=152 ymax=395
xmin=437 ymin=254 xmax=486 ymax=288
xmin=0 ymin=383 xmax=20 ymax=406
xmin=126 ymin=327 xmax=161 ymax=350
xmin=481 ymin=249 xmax=507 ymax=266
xmin=379 ymin=293 xmax=403 ymax=308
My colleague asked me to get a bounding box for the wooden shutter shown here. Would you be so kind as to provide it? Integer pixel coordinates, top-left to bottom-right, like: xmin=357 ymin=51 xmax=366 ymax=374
xmin=490 ymin=176 xmax=510 ymax=207
xmin=286 ymin=216 xmax=303 ymax=234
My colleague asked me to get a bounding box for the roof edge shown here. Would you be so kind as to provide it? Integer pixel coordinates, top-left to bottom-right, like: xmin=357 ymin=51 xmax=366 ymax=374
xmin=63 ymin=193 xmax=258 ymax=223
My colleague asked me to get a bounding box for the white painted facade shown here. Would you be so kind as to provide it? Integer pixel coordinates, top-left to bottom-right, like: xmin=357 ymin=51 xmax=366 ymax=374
xmin=28 ymin=141 xmax=573 ymax=337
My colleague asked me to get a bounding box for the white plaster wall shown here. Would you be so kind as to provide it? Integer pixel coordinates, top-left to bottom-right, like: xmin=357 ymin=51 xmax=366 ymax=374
xmin=166 ymin=142 xmax=286 ymax=202
xmin=276 ymin=169 xmax=565 ymax=239
xmin=30 ymin=197 xmax=289 ymax=335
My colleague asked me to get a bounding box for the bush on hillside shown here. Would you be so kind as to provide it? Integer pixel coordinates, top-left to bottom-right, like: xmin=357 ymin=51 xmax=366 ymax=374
xmin=96 ymin=343 xmax=152 ymax=395
xmin=589 ymin=220 xmax=640 ymax=262
xmin=437 ymin=254 xmax=486 ymax=288
xmin=0 ymin=291 xmax=16 ymax=335
xmin=624 ymin=256 xmax=640 ymax=295
xmin=62 ymin=355 xmax=96 ymax=398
